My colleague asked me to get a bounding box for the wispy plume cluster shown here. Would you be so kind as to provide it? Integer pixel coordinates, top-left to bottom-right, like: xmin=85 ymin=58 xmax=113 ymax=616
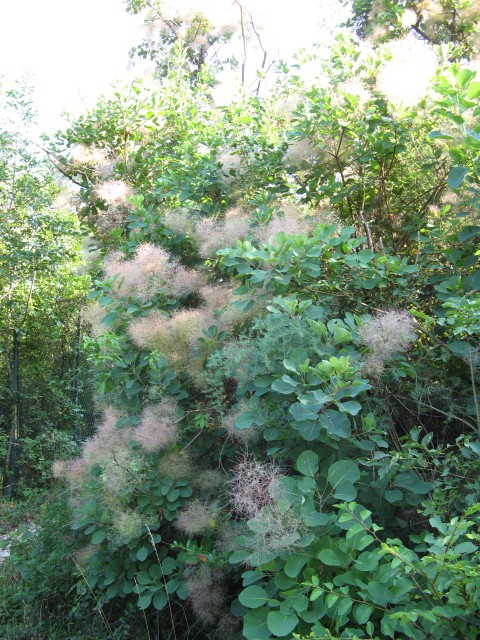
xmin=377 ymin=34 xmax=438 ymax=107
xmin=128 ymin=309 xmax=205 ymax=368
xmin=82 ymin=407 xmax=134 ymax=466
xmin=70 ymin=145 xmax=108 ymax=169
xmin=52 ymin=457 xmax=90 ymax=485
xmin=128 ymin=282 xmax=245 ymax=369
xmin=229 ymin=457 xmax=284 ymax=519
xmin=244 ymin=504 xmax=307 ymax=566
xmin=285 ymin=138 xmax=318 ymax=166
xmin=358 ymin=309 xmax=416 ymax=375
xmin=104 ymin=243 xmax=203 ymax=301
xmin=54 ymin=407 xmax=135 ymax=488
xmin=218 ymin=149 xmax=242 ymax=180
xmin=164 ymin=210 xmax=194 ymax=235
xmin=194 ymin=209 xmax=250 ymax=258
xmin=222 ymin=403 xmax=258 ymax=444
xmin=134 ymin=399 xmax=180 ymax=452
xmin=185 ymin=565 xmax=226 ymax=625
xmin=191 ymin=469 xmax=226 ymax=498
xmin=252 ymin=204 xmax=316 ymax=242
xmin=158 ymin=451 xmax=194 ymax=479
xmin=176 ymin=499 xmax=217 ymax=536
xmin=94 ymin=180 xmax=132 ymax=207
xmin=111 ymin=508 xmax=145 ymax=545
xmin=82 ymin=302 xmax=109 ymax=337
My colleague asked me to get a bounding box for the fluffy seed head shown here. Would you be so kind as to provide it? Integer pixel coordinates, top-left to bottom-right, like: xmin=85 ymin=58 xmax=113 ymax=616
xmin=94 ymin=180 xmax=132 ymax=207
xmin=229 ymin=457 xmax=284 ymax=519
xmin=176 ymin=500 xmax=217 ymax=536
xmin=358 ymin=309 xmax=416 ymax=375
xmin=195 ymin=210 xmax=250 ymax=257
xmin=135 ymin=399 xmax=180 ymax=453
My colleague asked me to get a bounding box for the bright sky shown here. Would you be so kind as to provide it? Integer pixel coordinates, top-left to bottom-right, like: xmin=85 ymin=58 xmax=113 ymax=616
xmin=0 ymin=0 xmax=349 ymax=132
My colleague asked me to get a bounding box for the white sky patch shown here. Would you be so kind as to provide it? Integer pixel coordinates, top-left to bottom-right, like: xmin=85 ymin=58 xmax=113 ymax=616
xmin=0 ymin=0 xmax=142 ymax=132
xmin=0 ymin=0 xmax=349 ymax=132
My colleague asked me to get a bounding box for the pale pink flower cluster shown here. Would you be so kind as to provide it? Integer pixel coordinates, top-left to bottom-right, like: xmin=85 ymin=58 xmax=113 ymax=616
xmin=97 ymin=206 xmax=131 ymax=234
xmin=285 ymin=138 xmax=317 ymax=166
xmin=82 ymin=407 xmax=135 ymax=465
xmin=176 ymin=499 xmax=217 ymax=536
xmin=128 ymin=309 xmax=205 ymax=361
xmin=218 ymin=149 xmax=241 ymax=180
xmin=134 ymin=399 xmax=179 ymax=452
xmin=199 ymin=284 xmax=233 ymax=316
xmin=94 ymin=180 xmax=132 ymax=207
xmin=82 ymin=302 xmax=109 ymax=337
xmin=194 ymin=210 xmax=250 ymax=258
xmin=376 ymin=34 xmax=438 ymax=107
xmin=164 ymin=210 xmax=194 ymax=235
xmin=104 ymin=243 xmax=203 ymax=301
xmin=70 ymin=145 xmax=108 ymax=168
xmin=186 ymin=566 xmax=226 ymax=625
xmin=222 ymin=404 xmax=257 ymax=444
xmin=54 ymin=408 xmax=134 ymax=487
xmin=229 ymin=457 xmax=284 ymax=519
xmin=245 ymin=504 xmax=307 ymax=566
xmin=52 ymin=458 xmax=90 ymax=484
xmin=358 ymin=309 xmax=416 ymax=375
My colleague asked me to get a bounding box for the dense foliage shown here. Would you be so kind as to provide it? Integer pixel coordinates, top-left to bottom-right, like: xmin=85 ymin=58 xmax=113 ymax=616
xmin=1 ymin=5 xmax=480 ymax=640
xmin=0 ymin=81 xmax=91 ymax=497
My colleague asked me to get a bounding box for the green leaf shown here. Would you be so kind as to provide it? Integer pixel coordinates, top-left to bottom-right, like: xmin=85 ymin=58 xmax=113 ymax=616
xmin=336 ymin=400 xmax=361 ymax=415
xmin=91 ymin=530 xmax=106 ymax=544
xmin=136 ymin=546 xmax=149 ymax=561
xmin=295 ymin=450 xmax=319 ymax=477
xmin=293 ymin=420 xmax=321 ymax=441
xmin=153 ymin=589 xmax=167 ymax=610
xmin=395 ymin=471 xmax=433 ymax=494
xmin=243 ymin=607 xmax=271 ymax=640
xmin=457 ymin=68 xmax=476 ymax=87
xmin=267 ymin=610 xmax=299 ymax=637
xmin=447 ymin=165 xmax=469 ymax=189
xmin=458 ymin=225 xmax=480 ymax=242
xmin=284 ymin=553 xmax=308 ymax=578
xmin=235 ymin=410 xmax=264 ymax=430
xmin=289 ymin=402 xmax=318 ymax=422
xmin=271 ymin=376 xmax=298 ymax=394
xmin=239 ymin=585 xmax=270 ymax=609
xmin=319 ymin=410 xmax=351 ymax=438
xmin=101 ymin=311 xmax=119 ymax=328
xmin=467 ymin=81 xmax=480 ymax=98
xmin=354 ymin=603 xmax=373 ymax=624
xmin=317 ymin=549 xmax=345 ymax=567
xmin=327 ymin=460 xmax=360 ymax=501
xmin=138 ymin=592 xmax=153 ymax=610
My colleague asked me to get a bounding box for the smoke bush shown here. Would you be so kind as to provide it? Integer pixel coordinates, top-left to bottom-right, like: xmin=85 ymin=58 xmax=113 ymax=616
xmin=128 ymin=309 xmax=205 ymax=369
xmin=229 ymin=457 xmax=284 ymax=519
xmin=104 ymin=243 xmax=203 ymax=301
xmin=244 ymin=504 xmax=307 ymax=566
xmin=195 ymin=209 xmax=250 ymax=257
xmin=134 ymin=399 xmax=180 ymax=452
xmin=176 ymin=499 xmax=217 ymax=536
xmin=358 ymin=309 xmax=416 ymax=375
xmin=186 ymin=566 xmax=226 ymax=625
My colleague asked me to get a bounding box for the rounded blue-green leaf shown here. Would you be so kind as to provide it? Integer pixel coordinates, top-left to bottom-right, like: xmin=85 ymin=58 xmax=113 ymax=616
xmin=153 ymin=589 xmax=167 ymax=610
xmin=136 ymin=546 xmax=149 ymax=561
xmin=284 ymin=553 xmax=308 ymax=578
xmin=239 ymin=584 xmax=270 ymax=609
xmin=267 ymin=610 xmax=299 ymax=637
xmin=243 ymin=607 xmax=271 ymax=640
xmin=91 ymin=530 xmax=106 ymax=545
xmin=296 ymin=450 xmax=319 ymax=477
